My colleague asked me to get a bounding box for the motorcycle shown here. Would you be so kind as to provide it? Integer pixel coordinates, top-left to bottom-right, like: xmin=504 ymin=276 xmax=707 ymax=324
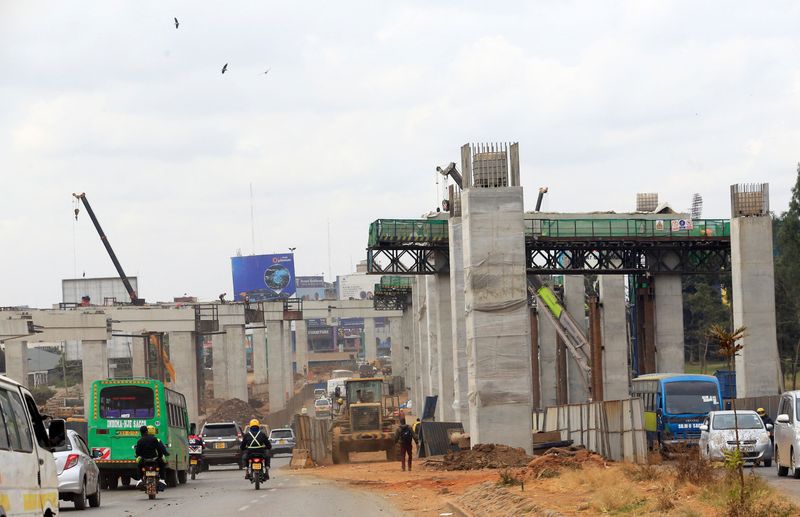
xmin=141 ymin=460 xmax=160 ymax=500
xmin=188 ymin=445 xmax=204 ymax=480
xmin=247 ymin=456 xmax=269 ymax=490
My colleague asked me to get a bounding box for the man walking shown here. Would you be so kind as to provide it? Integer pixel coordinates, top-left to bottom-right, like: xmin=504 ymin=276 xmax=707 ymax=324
xmin=394 ymin=418 xmax=418 ymax=471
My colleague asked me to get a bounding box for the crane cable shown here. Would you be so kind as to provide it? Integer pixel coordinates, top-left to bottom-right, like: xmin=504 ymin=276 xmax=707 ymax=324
xmin=72 ymin=196 xmax=80 ymax=279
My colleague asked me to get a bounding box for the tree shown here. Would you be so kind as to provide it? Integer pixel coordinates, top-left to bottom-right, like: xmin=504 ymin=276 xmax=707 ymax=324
xmin=683 ymin=274 xmax=731 ymax=367
xmin=774 ymin=164 xmax=800 ymax=384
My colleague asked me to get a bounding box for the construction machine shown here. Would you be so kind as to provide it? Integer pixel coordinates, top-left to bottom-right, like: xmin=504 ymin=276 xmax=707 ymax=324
xmin=329 ymin=378 xmax=400 ymax=464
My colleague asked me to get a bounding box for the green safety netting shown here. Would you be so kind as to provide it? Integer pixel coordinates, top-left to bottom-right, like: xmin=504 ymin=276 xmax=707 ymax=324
xmin=368 ymin=219 xmax=449 ymax=246
xmin=525 ymin=218 xmax=730 ymax=239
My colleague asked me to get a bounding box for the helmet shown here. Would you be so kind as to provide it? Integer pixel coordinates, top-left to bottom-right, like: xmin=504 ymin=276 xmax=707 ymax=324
xmin=147 ymin=425 xmax=157 ymax=435
xmin=249 ymin=419 xmax=260 ymax=427
xmin=757 ymin=408 xmax=766 ymax=416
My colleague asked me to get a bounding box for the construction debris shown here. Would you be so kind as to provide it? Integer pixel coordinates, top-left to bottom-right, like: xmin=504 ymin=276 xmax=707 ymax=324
xmin=203 ymin=398 xmax=263 ymax=427
xmin=524 ymin=446 xmax=607 ymax=479
xmin=425 ymin=443 xmax=533 ymax=471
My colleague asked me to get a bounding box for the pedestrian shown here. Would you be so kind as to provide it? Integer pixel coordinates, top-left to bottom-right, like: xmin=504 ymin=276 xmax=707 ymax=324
xmin=394 ymin=418 xmax=418 ymax=472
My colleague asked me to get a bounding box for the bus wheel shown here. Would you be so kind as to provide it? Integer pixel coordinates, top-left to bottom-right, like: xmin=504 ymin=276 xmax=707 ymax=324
xmin=178 ymin=470 xmax=187 ymax=484
xmin=166 ymin=468 xmax=179 ymax=487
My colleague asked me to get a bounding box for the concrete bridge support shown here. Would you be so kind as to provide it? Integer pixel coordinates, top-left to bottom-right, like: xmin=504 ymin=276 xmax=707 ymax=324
xmin=168 ymin=331 xmax=199 ymax=424
xmin=282 ymin=323 xmax=293 ymax=398
xmin=413 ymin=281 xmax=427 ymax=413
xmin=295 ymin=320 xmax=309 ymax=381
xmin=731 ymin=190 xmax=781 ymax=396
xmin=462 ymin=185 xmax=533 ymax=453
xmin=449 ymin=215 xmax=469 ymax=429
xmin=212 ymin=332 xmax=228 ymax=399
xmin=224 ymin=325 xmax=248 ymax=402
xmin=389 ymin=316 xmax=406 ymax=383
xmin=599 ymin=276 xmax=629 ymax=400
xmin=266 ymin=321 xmax=286 ymax=411
xmin=655 ymin=276 xmax=685 ymax=373
xmin=4 ymin=340 xmax=29 ymax=387
xmin=424 ymin=276 xmax=441 ymax=417
xmin=364 ymin=318 xmax=376 ymax=364
xmin=564 ymin=275 xmax=589 ymax=403
xmin=252 ymin=327 xmax=268 ymax=386
xmin=538 ymin=311 xmax=558 ymax=407
xmin=131 ymin=332 xmax=146 ymax=377
xmin=81 ymin=340 xmax=109 ymax=407
xmin=435 ymin=273 xmax=455 ymax=422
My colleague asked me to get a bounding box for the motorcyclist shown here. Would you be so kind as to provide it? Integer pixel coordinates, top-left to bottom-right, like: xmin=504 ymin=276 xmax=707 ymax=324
xmin=758 ymin=408 xmax=774 ymax=442
xmin=135 ymin=425 xmax=168 ymax=489
xmin=240 ymin=419 xmax=271 ymax=480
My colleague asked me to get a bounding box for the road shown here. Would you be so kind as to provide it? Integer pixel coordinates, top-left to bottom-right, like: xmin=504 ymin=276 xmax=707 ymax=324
xmin=60 ymin=456 xmax=401 ymax=516
xmin=754 ymin=465 xmax=800 ymax=504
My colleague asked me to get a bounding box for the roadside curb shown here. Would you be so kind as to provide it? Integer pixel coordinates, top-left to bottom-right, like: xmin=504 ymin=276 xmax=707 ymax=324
xmin=446 ymin=499 xmax=476 ymax=517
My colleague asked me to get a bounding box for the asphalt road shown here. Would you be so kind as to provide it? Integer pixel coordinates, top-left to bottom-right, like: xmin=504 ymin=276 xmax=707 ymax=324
xmin=59 ymin=456 xmax=401 ymax=516
xmin=754 ymin=464 xmax=800 ymax=504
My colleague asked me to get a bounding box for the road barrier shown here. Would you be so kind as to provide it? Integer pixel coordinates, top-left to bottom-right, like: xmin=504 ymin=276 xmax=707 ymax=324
xmin=533 ymin=398 xmax=647 ymax=463
xmin=293 ymin=414 xmax=331 ymax=464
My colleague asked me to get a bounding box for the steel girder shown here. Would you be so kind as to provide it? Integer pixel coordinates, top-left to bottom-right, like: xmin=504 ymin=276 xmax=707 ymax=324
xmin=526 ymin=239 xmax=730 ymax=275
xmin=367 ymin=246 xmax=449 ymax=275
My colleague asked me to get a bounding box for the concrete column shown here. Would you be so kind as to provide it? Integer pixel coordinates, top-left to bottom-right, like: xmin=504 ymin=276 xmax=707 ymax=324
xmin=252 ymin=327 xmax=268 ymax=385
xmin=168 ymin=331 xmax=199 ymax=424
xmin=599 ymin=276 xmax=629 ymax=400
xmin=212 ymin=332 xmax=228 ymax=399
xmin=538 ymin=311 xmax=558 ymax=407
xmin=364 ymin=318 xmax=377 ymax=364
xmin=295 ymin=320 xmax=309 ymax=381
xmin=654 ymin=275 xmax=685 ymax=373
xmin=131 ymin=330 xmax=146 ymax=377
xmin=389 ymin=317 xmax=405 ymax=382
xmin=4 ymin=340 xmax=28 ymax=387
xmin=564 ymin=275 xmax=589 ymax=403
xmin=732 ymin=215 xmax=781 ymax=396
xmin=416 ymin=282 xmax=429 ymax=412
xmin=462 ymin=186 xmax=533 ymax=453
xmin=448 ymin=216 xmax=469 ymax=428
xmin=266 ymin=321 xmax=285 ymax=411
xmin=435 ymin=274 xmax=455 ymax=422
xmin=81 ymin=340 xmax=108 ymax=407
xmin=224 ymin=325 xmax=248 ymax=402
xmin=282 ymin=322 xmax=293 ymax=401
xmin=424 ymin=276 xmax=441 ymax=417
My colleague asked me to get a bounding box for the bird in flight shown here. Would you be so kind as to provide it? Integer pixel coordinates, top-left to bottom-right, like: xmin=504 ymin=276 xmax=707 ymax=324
xmin=221 ymin=63 xmax=228 ymax=74
xmin=174 ymin=17 xmax=179 ymax=29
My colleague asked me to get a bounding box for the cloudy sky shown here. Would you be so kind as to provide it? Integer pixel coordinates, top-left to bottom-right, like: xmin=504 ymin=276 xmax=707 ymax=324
xmin=2 ymin=1 xmax=799 ymax=308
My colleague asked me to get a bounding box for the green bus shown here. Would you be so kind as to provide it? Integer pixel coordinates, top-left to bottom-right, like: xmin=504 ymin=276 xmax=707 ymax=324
xmin=87 ymin=378 xmax=190 ymax=488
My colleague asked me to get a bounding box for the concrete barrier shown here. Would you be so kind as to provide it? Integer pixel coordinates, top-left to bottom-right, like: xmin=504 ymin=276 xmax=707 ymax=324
xmin=533 ymin=398 xmax=647 ymax=463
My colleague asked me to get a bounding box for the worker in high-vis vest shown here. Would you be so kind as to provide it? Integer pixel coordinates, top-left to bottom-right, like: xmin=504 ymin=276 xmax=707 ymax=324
xmin=240 ymin=419 xmax=272 ymax=479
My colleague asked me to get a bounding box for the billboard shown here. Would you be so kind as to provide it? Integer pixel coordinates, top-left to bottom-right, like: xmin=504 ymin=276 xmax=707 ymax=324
xmin=337 ymin=273 xmax=376 ymax=300
xmin=231 ymin=253 xmax=296 ymax=301
xmin=296 ymin=276 xmax=328 ymax=301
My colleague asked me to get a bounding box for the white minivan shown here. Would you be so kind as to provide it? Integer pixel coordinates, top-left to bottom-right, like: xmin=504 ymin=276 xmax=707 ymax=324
xmin=0 ymin=374 xmax=63 ymax=516
xmin=773 ymin=390 xmax=800 ymax=477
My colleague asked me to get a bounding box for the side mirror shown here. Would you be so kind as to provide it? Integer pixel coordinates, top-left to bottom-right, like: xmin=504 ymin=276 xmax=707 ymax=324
xmin=766 ymin=424 xmax=774 ymax=431
xmin=47 ymin=419 xmax=66 ymax=448
xmin=699 ymin=424 xmax=708 ymax=432
xmin=777 ymin=414 xmax=790 ymax=424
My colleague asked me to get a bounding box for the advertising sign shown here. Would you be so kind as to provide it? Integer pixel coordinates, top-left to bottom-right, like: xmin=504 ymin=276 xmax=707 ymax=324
xmin=337 ymin=274 xmax=376 ymax=300
xmin=231 ymin=253 xmax=296 ymax=301
xmin=296 ymin=276 xmax=328 ymax=301
xmin=670 ymin=219 xmax=694 ymax=232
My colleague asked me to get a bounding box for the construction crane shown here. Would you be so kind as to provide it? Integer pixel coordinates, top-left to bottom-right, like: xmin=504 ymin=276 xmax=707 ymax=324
xmin=72 ymin=192 xmax=145 ymax=305
xmin=436 ymin=162 xmax=463 ymax=189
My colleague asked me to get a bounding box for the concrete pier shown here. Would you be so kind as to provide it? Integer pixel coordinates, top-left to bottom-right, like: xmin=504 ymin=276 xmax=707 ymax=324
xmin=435 ymin=273 xmax=455 ymax=422
xmin=224 ymin=325 xmax=248 ymax=402
xmin=389 ymin=316 xmax=405 ymax=382
xmin=364 ymin=318 xmax=377 ymax=363
xmin=283 ymin=322 xmax=293 ymax=399
xmin=295 ymin=320 xmax=309 ymax=381
xmin=212 ymin=332 xmax=228 ymax=399
xmin=266 ymin=321 xmax=286 ymax=411
xmin=462 ymin=184 xmax=533 ymax=453
xmin=131 ymin=332 xmax=146 ymax=377
xmin=81 ymin=340 xmax=109 ymax=407
xmin=4 ymin=340 xmax=28 ymax=387
xmin=538 ymin=310 xmax=558 ymax=407
xmin=414 ymin=280 xmax=428 ymax=412
xmin=424 ymin=276 xmax=441 ymax=416
xmin=732 ymin=206 xmax=781 ymax=396
xmin=564 ymin=275 xmax=589 ymax=403
xmin=654 ymin=276 xmax=685 ymax=373
xmin=448 ymin=216 xmax=470 ymax=429
xmin=599 ymin=276 xmax=629 ymax=400
xmin=252 ymin=327 xmax=268 ymax=385
xmin=169 ymin=331 xmax=199 ymax=423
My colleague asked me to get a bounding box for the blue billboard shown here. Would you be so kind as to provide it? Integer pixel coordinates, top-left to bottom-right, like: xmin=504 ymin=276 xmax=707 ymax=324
xmin=231 ymin=253 xmax=296 ymax=301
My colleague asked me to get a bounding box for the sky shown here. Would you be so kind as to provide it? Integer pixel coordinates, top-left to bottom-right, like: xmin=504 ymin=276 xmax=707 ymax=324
xmin=2 ymin=1 xmax=799 ymax=308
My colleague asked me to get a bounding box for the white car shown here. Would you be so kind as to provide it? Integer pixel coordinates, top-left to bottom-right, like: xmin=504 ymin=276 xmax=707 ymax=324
xmin=698 ymin=410 xmax=772 ymax=466
xmin=774 ymin=390 xmax=800 ymax=477
xmin=314 ymin=398 xmax=332 ymax=418
xmin=54 ymin=429 xmax=101 ymax=509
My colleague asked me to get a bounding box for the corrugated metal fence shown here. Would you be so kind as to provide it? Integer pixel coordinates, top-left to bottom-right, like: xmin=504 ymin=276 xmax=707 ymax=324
xmin=293 ymin=414 xmax=331 ymax=463
xmin=533 ymin=398 xmax=647 ymax=464
xmin=727 ymin=394 xmax=781 ymax=420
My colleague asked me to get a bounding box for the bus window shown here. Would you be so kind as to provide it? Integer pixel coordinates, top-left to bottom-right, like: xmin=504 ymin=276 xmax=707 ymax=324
xmin=664 ymin=381 xmax=719 ymax=414
xmin=100 ymin=386 xmax=154 ymax=419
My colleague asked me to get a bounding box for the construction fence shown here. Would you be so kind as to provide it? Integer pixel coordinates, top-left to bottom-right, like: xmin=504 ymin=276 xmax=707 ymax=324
xmin=293 ymin=414 xmax=332 ymax=464
xmin=533 ymin=398 xmax=647 ymax=464
xmin=727 ymin=394 xmax=781 ymax=420
xmin=264 ymin=383 xmax=315 ymax=429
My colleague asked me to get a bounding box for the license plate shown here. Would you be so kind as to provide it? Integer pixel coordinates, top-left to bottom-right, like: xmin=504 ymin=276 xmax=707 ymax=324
xmin=190 ymin=459 xmax=198 ymax=465
xmin=214 ymin=442 xmax=225 ymax=449
xmin=279 ymin=439 xmax=286 ymax=444
xmin=145 ymin=471 xmax=157 ymax=477
xmin=741 ymin=446 xmax=755 ymax=452
xmin=116 ymin=430 xmax=140 ymax=437
xmin=253 ymin=463 xmax=262 ymax=470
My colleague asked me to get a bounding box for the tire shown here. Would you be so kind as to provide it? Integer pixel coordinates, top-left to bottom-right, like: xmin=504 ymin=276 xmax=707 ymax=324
xmin=255 ymin=477 xmax=260 ymax=491
xmin=166 ymin=468 xmax=179 ymax=488
xmin=149 ymin=493 xmax=156 ymax=500
xmin=764 ymin=459 xmax=773 ymax=468
xmin=190 ymin=466 xmax=196 ymax=480
xmin=178 ymin=469 xmax=187 ymax=484
xmin=74 ymin=479 xmax=87 ymax=510
xmin=88 ymin=483 xmax=101 ymax=508
xmin=792 ymin=449 xmax=800 ymax=479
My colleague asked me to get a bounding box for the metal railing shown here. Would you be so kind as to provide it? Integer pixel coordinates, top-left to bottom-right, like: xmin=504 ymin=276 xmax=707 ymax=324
xmin=368 ymin=219 xmax=448 ymax=247
xmin=525 ymin=218 xmax=731 ymax=239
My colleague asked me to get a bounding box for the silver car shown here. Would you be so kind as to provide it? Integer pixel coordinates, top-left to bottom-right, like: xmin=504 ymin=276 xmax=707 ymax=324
xmin=55 ymin=429 xmax=101 ymax=509
xmin=699 ymin=410 xmax=772 ymax=466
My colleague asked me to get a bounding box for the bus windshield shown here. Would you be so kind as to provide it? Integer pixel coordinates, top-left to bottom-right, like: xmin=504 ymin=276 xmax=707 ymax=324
xmin=664 ymin=381 xmax=719 ymax=415
xmin=100 ymin=386 xmax=154 ymax=419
